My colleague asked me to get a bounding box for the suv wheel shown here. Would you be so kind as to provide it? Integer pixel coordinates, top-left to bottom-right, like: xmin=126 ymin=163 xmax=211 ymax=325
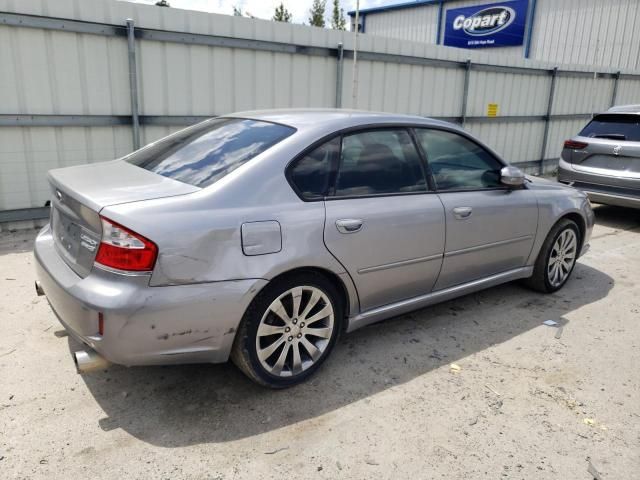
xmin=231 ymin=272 xmax=343 ymax=388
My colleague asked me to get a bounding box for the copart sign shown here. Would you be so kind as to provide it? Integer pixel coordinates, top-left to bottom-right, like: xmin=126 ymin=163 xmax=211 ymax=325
xmin=443 ymin=0 xmax=528 ymax=49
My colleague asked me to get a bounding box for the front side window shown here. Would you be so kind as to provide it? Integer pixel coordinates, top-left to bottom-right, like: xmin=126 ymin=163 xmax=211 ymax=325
xmin=415 ymin=129 xmax=502 ymax=191
xmin=289 ymin=137 xmax=340 ymax=200
xmin=333 ymin=129 xmax=427 ymax=197
xmin=126 ymin=118 xmax=295 ymax=188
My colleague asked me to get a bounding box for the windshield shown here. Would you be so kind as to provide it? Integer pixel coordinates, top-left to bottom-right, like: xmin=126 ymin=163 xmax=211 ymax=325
xmin=126 ymin=118 xmax=295 ymax=188
xmin=579 ymin=114 xmax=640 ymax=141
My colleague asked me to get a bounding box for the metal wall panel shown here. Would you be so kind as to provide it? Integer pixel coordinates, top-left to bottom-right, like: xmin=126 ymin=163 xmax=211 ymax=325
xmin=1 ymin=0 xmax=639 ymax=215
xmin=530 ymin=0 xmax=640 ymax=70
xmin=364 ymin=5 xmax=440 ymax=45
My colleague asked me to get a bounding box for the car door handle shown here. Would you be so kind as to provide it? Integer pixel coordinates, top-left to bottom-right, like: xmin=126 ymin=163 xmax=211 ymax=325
xmin=452 ymin=207 xmax=473 ymax=219
xmin=336 ymin=219 xmax=364 ymax=234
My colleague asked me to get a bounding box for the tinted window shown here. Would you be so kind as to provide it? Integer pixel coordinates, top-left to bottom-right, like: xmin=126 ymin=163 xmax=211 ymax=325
xmin=579 ymin=114 xmax=640 ymax=141
xmin=415 ymin=129 xmax=502 ymax=191
xmin=334 ymin=129 xmax=427 ymax=197
xmin=289 ymin=137 xmax=340 ymax=199
xmin=126 ymin=118 xmax=295 ymax=188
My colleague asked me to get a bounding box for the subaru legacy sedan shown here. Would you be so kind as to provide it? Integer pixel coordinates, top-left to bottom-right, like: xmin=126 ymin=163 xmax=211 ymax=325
xmin=35 ymin=110 xmax=594 ymax=388
xmin=559 ymin=105 xmax=640 ymax=208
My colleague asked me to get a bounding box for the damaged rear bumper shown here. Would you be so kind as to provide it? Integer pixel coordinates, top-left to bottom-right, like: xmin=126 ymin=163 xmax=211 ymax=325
xmin=34 ymin=225 xmax=266 ymax=366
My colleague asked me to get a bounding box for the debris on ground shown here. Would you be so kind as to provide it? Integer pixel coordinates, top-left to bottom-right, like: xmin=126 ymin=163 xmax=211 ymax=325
xmin=543 ymin=320 xmax=559 ymax=326
xmin=264 ymin=447 xmax=289 ymax=455
xmin=449 ymin=363 xmax=462 ymax=373
xmin=587 ymin=458 xmax=603 ymax=480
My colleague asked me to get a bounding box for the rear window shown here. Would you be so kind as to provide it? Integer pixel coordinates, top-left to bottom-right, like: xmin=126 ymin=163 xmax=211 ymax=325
xmin=126 ymin=118 xmax=295 ymax=188
xmin=579 ymin=114 xmax=640 ymax=141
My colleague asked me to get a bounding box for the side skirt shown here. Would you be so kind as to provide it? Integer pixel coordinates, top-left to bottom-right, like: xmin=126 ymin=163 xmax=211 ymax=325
xmin=346 ymin=267 xmax=534 ymax=333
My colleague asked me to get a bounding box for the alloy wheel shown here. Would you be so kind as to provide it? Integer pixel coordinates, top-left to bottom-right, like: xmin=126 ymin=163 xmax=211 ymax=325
xmin=547 ymin=228 xmax=577 ymax=287
xmin=255 ymin=286 xmax=335 ymax=377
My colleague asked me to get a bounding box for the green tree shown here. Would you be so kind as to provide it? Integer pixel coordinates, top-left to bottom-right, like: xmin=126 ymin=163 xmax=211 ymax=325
xmin=308 ymin=0 xmax=326 ymax=27
xmin=155 ymin=0 xmax=170 ymax=6
xmin=273 ymin=3 xmax=293 ymax=22
xmin=233 ymin=6 xmax=243 ymax=16
xmin=330 ymin=0 xmax=346 ymax=30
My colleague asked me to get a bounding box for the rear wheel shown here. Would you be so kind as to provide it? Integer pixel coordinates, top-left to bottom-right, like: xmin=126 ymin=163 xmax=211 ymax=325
xmin=524 ymin=218 xmax=580 ymax=293
xmin=231 ymin=272 xmax=343 ymax=388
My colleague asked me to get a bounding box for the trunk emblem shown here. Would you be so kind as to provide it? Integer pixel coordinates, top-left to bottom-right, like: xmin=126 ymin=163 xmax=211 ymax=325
xmin=613 ymin=145 xmax=622 ymax=155
xmin=56 ymin=189 xmax=63 ymax=201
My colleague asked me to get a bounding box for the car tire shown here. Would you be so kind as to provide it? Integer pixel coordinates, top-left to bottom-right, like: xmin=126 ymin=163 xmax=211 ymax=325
xmin=231 ymin=271 xmax=343 ymax=388
xmin=524 ymin=218 xmax=580 ymax=293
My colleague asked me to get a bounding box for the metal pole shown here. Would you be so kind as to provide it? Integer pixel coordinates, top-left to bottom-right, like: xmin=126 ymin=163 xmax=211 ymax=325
xmin=126 ymin=19 xmax=141 ymax=151
xmin=351 ymin=0 xmax=360 ymax=108
xmin=335 ymin=42 xmax=344 ymax=108
xmin=611 ymin=71 xmax=621 ymax=107
xmin=461 ymin=59 xmax=471 ymax=126
xmin=539 ymin=67 xmax=558 ymax=175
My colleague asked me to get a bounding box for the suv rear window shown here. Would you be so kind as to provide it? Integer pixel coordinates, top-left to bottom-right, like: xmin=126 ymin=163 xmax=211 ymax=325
xmin=579 ymin=114 xmax=640 ymax=141
xmin=126 ymin=118 xmax=295 ymax=188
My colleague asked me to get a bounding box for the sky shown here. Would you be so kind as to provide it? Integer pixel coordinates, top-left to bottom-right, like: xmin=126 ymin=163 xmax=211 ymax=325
xmin=119 ymin=0 xmax=392 ymax=24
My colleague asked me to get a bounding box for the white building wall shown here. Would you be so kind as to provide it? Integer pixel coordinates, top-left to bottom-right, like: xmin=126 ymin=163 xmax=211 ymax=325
xmin=0 ymin=0 xmax=638 ymax=213
xmin=357 ymin=0 xmax=640 ymax=70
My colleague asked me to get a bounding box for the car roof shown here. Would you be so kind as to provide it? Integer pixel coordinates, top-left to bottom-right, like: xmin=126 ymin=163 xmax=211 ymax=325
xmin=606 ymin=104 xmax=640 ymax=114
xmin=226 ymin=108 xmax=458 ymax=131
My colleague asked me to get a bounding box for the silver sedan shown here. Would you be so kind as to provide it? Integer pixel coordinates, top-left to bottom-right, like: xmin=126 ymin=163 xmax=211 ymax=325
xmin=34 ymin=110 xmax=594 ymax=388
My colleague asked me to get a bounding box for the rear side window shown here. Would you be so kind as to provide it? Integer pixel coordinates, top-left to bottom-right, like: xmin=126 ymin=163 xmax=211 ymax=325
xmin=289 ymin=137 xmax=340 ymax=200
xmin=126 ymin=118 xmax=295 ymax=188
xmin=415 ymin=128 xmax=503 ymax=191
xmin=579 ymin=114 xmax=640 ymax=141
xmin=334 ymin=129 xmax=427 ymax=197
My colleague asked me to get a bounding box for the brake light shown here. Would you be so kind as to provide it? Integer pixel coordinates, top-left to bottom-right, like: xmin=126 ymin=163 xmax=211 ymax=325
xmin=95 ymin=216 xmax=158 ymax=272
xmin=564 ymin=140 xmax=589 ymax=150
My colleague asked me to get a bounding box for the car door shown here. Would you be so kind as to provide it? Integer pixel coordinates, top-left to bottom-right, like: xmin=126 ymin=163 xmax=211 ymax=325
xmin=320 ymin=128 xmax=445 ymax=312
xmin=414 ymin=128 xmax=538 ymax=291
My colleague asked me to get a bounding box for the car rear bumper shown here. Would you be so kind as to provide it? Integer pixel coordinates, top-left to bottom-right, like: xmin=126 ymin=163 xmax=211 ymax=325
xmin=558 ymin=159 xmax=640 ymax=209
xmin=34 ymin=224 xmax=266 ymax=367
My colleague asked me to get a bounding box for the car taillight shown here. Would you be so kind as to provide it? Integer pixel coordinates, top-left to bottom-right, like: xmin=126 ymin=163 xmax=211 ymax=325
xmin=95 ymin=216 xmax=158 ymax=272
xmin=564 ymin=140 xmax=588 ymax=150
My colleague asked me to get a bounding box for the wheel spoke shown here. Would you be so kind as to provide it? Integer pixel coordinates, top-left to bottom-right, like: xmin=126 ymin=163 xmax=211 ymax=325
xmin=258 ymin=336 xmax=286 ymax=362
xmin=299 ymin=289 xmax=321 ymax=320
xmin=291 ymin=287 xmax=303 ymax=318
xmin=258 ymin=324 xmax=286 ymax=337
xmin=305 ymin=304 xmax=332 ymax=324
xmin=301 ymin=337 xmax=321 ymax=361
xmin=271 ymin=342 xmax=291 ymax=375
xmin=270 ymin=298 xmax=290 ymax=323
xmin=305 ymin=326 xmax=332 ymax=339
xmin=291 ymin=343 xmax=303 ymax=374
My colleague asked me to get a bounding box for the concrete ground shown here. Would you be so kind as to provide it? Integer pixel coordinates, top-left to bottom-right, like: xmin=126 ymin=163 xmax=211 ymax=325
xmin=1 ymin=205 xmax=639 ymax=480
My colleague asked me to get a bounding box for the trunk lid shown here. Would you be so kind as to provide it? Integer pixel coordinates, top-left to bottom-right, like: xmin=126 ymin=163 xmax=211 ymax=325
xmin=48 ymin=160 xmax=199 ymax=277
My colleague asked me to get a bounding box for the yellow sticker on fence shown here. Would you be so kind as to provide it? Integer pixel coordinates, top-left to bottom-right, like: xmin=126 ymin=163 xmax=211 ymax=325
xmin=487 ymin=103 xmax=499 ymax=117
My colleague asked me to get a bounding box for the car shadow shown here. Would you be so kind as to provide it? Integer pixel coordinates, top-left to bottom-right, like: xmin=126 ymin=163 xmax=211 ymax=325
xmin=74 ymin=261 xmax=613 ymax=447
xmin=590 ymin=204 xmax=640 ymax=233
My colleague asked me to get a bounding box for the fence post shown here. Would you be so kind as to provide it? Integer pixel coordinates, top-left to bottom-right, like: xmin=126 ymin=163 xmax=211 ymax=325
xmin=539 ymin=66 xmax=558 ymax=175
xmin=461 ymin=59 xmax=471 ymax=126
xmin=335 ymin=42 xmax=344 ymax=108
xmin=611 ymin=71 xmax=620 ymax=107
xmin=126 ymin=19 xmax=141 ymax=151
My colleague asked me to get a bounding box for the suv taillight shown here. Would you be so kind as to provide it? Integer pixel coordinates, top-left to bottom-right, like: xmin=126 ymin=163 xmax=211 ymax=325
xmin=564 ymin=140 xmax=589 ymax=150
xmin=95 ymin=217 xmax=158 ymax=272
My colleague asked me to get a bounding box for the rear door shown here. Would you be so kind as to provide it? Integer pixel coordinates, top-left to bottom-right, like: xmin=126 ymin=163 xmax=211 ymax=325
xmin=414 ymin=128 xmax=538 ymax=290
xmin=320 ymin=128 xmax=445 ymax=312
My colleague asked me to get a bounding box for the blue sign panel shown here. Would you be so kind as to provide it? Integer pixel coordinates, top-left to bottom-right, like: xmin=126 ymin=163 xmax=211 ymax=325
xmin=443 ymin=0 xmax=528 ymax=49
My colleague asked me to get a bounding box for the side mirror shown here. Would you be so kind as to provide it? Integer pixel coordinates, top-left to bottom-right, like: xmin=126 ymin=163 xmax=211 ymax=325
xmin=500 ymin=166 xmax=525 ymax=187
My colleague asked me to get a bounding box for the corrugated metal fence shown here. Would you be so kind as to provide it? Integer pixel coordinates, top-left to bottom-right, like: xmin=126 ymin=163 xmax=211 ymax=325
xmin=1 ymin=0 xmax=639 ymax=222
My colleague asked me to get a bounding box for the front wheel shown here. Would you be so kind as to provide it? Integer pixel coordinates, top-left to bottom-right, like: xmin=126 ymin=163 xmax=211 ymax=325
xmin=231 ymin=272 xmax=343 ymax=388
xmin=524 ymin=218 xmax=580 ymax=293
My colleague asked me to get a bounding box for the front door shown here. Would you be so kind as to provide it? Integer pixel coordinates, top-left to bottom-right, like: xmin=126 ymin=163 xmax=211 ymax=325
xmin=322 ymin=128 xmax=446 ymax=311
xmin=414 ymin=128 xmax=538 ymax=290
